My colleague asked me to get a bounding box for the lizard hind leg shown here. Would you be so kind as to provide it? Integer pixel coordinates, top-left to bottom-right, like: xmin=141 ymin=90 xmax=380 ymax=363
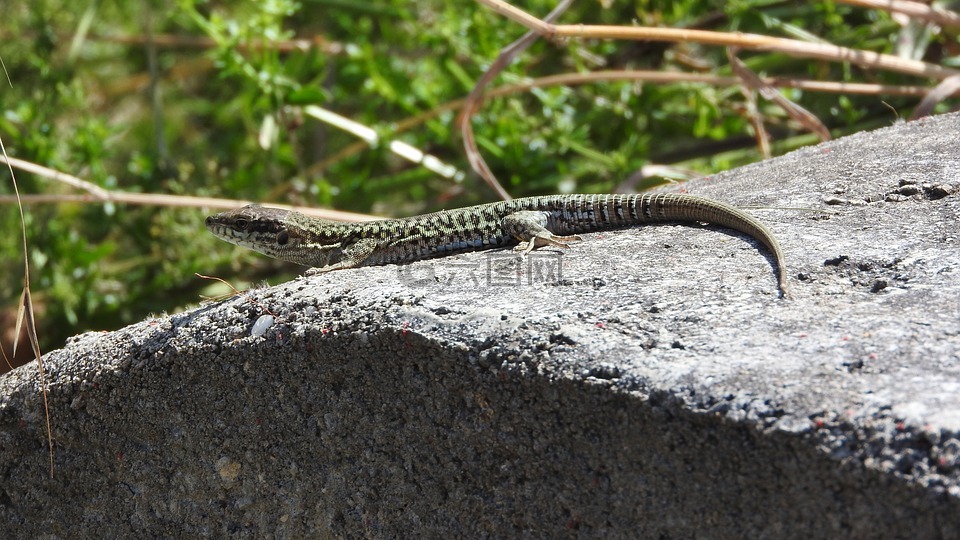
xmin=503 ymin=211 xmax=583 ymax=254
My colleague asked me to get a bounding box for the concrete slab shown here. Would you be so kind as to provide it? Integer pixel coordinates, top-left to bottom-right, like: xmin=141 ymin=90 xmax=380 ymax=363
xmin=2 ymin=113 xmax=959 ymax=537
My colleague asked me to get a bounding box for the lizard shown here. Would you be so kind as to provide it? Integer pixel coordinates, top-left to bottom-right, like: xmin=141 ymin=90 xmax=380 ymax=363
xmin=205 ymin=193 xmax=791 ymax=298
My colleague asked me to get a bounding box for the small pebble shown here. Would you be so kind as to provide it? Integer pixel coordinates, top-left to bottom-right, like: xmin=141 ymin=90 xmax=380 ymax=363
xmin=251 ymin=314 xmax=275 ymax=337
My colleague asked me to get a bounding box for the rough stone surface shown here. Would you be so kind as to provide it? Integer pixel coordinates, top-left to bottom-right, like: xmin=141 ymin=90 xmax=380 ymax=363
xmin=2 ymin=113 xmax=959 ymax=538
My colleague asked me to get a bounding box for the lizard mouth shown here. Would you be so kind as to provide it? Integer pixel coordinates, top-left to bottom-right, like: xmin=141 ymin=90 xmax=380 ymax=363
xmin=205 ymin=222 xmax=251 ymax=248
xmin=205 ymin=215 xmax=270 ymax=250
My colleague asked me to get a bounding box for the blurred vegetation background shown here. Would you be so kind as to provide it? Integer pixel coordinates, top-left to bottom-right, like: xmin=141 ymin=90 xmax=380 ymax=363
xmin=1 ymin=0 xmax=958 ymax=370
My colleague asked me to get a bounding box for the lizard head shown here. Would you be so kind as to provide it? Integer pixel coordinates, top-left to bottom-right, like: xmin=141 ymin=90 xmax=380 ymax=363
xmin=205 ymin=204 xmax=344 ymax=267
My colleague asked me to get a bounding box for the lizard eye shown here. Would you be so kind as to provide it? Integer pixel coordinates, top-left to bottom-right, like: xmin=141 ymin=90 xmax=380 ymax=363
xmin=234 ymin=218 xmax=249 ymax=231
xmin=276 ymin=231 xmax=289 ymax=245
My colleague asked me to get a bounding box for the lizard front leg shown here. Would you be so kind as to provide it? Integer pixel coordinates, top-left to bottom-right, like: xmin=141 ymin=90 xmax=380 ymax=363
xmin=502 ymin=211 xmax=583 ymax=255
xmin=305 ymin=237 xmax=381 ymax=274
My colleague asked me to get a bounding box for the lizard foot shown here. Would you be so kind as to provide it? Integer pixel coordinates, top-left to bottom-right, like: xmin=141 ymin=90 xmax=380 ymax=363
xmin=514 ymin=233 xmax=583 ymax=255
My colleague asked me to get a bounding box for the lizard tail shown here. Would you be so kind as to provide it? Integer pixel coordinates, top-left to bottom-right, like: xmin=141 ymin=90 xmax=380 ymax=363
xmin=633 ymin=193 xmax=791 ymax=298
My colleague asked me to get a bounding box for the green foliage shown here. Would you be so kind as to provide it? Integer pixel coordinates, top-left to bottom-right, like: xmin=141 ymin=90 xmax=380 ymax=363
xmin=0 ymin=0 xmax=955 ymax=357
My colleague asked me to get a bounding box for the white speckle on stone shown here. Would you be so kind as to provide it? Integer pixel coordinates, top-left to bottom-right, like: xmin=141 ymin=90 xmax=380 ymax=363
xmin=894 ymin=401 xmax=928 ymax=425
xmin=773 ymin=414 xmax=813 ymax=434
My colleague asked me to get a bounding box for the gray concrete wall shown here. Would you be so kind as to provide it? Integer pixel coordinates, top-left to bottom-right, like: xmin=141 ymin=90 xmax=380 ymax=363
xmin=2 ymin=113 xmax=959 ymax=537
